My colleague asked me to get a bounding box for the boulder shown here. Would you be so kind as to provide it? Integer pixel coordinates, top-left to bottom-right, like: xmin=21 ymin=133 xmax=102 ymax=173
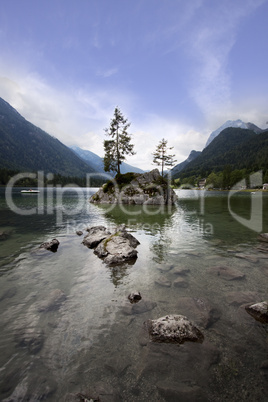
xmin=245 ymin=301 xmax=268 ymax=323
xmin=39 ymin=238 xmax=60 ymax=252
xmin=258 ymin=233 xmax=268 ymax=242
xmin=146 ymin=314 xmax=204 ymax=344
xmin=94 ymin=227 xmax=140 ymax=265
xmin=82 ymin=226 xmax=111 ymax=248
xmin=128 ymin=291 xmax=142 ymax=303
xmin=89 ymin=169 xmax=177 ymax=205
xmin=83 ymin=225 xmax=140 ymax=265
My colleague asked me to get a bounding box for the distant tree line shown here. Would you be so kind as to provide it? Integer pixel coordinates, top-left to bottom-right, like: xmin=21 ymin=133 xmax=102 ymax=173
xmin=174 ymin=166 xmax=268 ymax=189
xmin=0 ymin=168 xmax=106 ymax=187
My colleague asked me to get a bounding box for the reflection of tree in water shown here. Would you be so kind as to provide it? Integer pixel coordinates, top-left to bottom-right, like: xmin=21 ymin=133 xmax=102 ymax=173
xmin=151 ymin=230 xmax=173 ymax=263
xmin=107 ymin=260 xmax=136 ymax=287
xmin=96 ymin=204 xmax=176 ymax=234
xmin=96 ymin=204 xmax=176 ymax=279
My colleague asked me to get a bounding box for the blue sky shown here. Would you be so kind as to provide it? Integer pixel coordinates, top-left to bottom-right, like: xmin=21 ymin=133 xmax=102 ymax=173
xmin=0 ymin=0 xmax=267 ymax=170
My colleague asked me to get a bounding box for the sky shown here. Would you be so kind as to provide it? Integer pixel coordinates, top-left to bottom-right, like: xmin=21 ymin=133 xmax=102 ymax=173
xmin=0 ymin=0 xmax=268 ymax=170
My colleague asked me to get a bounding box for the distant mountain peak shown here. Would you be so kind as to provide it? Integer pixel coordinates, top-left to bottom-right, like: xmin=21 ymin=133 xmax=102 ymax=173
xmin=171 ymin=149 xmax=201 ymax=176
xmin=70 ymin=145 xmax=144 ymax=175
xmin=205 ymin=119 xmax=262 ymax=147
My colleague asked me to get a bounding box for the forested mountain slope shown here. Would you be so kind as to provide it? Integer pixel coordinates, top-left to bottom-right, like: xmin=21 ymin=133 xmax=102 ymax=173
xmin=174 ymin=127 xmax=268 ymax=179
xmin=0 ymin=98 xmax=96 ymax=176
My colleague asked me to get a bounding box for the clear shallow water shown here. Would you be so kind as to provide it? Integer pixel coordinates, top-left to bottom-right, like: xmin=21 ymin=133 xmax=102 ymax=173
xmin=0 ymin=187 xmax=267 ymax=401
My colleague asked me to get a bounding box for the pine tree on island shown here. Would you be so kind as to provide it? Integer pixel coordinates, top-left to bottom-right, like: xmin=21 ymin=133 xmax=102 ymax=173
xmin=103 ymin=107 xmax=135 ymax=175
xmin=152 ymin=138 xmax=177 ymax=176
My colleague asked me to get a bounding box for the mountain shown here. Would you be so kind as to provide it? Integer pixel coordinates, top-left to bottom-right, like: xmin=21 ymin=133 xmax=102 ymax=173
xmin=205 ymin=119 xmax=262 ymax=147
xmin=174 ymin=127 xmax=268 ymax=179
xmin=0 ymin=97 xmax=96 ymax=176
xmin=70 ymin=145 xmax=144 ymax=175
xmin=171 ymin=150 xmax=201 ymax=176
xmin=70 ymin=146 xmax=104 ymax=173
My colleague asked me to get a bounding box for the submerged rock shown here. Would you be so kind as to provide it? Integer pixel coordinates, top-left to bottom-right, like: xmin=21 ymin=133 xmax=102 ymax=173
xmin=235 ymin=253 xmax=259 ymax=263
xmin=155 ymin=276 xmax=172 ymax=287
xmin=15 ymin=327 xmax=44 ymax=354
xmin=208 ymin=265 xmax=245 ymax=280
xmin=245 ymin=301 xmax=268 ymax=323
xmin=0 ymin=287 xmax=17 ymax=302
xmin=89 ymin=169 xmax=177 ymax=205
xmin=146 ymin=314 xmax=204 ymax=344
xmin=157 ymin=382 xmax=207 ymax=402
xmin=226 ymin=291 xmax=258 ymax=306
xmin=173 ymin=277 xmax=189 ymax=288
xmin=37 ymin=289 xmax=66 ymax=312
xmin=171 ymin=266 xmax=190 ymax=276
xmin=176 ymin=297 xmax=220 ymax=329
xmin=39 ymin=238 xmax=60 ymax=252
xmin=122 ymin=299 xmax=157 ymax=315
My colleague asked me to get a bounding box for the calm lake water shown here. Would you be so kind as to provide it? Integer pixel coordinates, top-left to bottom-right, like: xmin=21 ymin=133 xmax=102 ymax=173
xmin=0 ymin=187 xmax=267 ymax=401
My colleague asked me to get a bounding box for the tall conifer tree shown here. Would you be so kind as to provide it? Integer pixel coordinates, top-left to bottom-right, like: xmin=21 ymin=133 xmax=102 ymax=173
xmin=103 ymin=107 xmax=135 ymax=174
xmin=152 ymin=138 xmax=177 ymax=176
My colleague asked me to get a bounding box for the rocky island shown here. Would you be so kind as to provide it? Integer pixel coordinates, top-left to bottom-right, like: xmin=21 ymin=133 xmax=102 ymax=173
xmin=89 ymin=169 xmax=177 ymax=205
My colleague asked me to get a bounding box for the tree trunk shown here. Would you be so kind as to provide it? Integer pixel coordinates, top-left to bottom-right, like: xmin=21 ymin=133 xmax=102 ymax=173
xmin=116 ymin=126 xmax=120 ymax=174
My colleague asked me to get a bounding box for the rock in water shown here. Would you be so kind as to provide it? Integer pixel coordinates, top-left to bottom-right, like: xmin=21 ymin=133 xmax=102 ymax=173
xmin=82 ymin=226 xmax=111 ymax=248
xmin=15 ymin=327 xmax=44 ymax=354
xmin=258 ymin=233 xmax=268 ymax=242
xmin=94 ymin=226 xmax=140 ymax=265
xmin=39 ymin=239 xmax=60 ymax=252
xmin=146 ymin=314 xmax=204 ymax=344
xmin=37 ymin=289 xmax=66 ymax=312
xmin=176 ymin=297 xmax=220 ymax=329
xmin=128 ymin=291 xmax=142 ymax=303
xmin=208 ymin=265 xmax=245 ymax=280
xmin=245 ymin=301 xmax=268 ymax=323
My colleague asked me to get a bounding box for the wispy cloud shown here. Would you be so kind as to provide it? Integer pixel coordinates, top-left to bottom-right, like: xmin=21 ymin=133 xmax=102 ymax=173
xmin=96 ymin=67 xmax=118 ymax=78
xmin=187 ymin=0 xmax=267 ymax=125
xmin=0 ymin=69 xmax=137 ymax=157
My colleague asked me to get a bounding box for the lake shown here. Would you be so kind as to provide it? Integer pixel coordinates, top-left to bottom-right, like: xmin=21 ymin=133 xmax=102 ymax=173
xmin=0 ymin=187 xmax=267 ymax=401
